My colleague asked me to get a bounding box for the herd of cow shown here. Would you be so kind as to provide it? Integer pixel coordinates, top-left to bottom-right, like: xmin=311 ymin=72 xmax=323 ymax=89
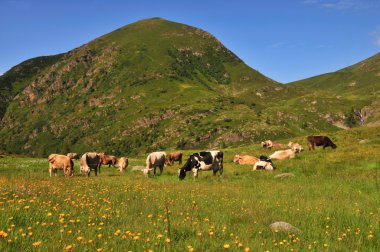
xmin=47 ymin=135 xmax=337 ymax=180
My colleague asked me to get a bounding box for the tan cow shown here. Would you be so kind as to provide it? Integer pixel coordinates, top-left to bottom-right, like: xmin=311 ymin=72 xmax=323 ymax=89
xmin=67 ymin=153 xmax=80 ymax=160
xmin=165 ymin=151 xmax=183 ymax=166
xmin=115 ymin=157 xmax=129 ymax=172
xmin=233 ymin=155 xmax=259 ymax=165
xmin=287 ymin=142 xmax=304 ymax=153
xmin=145 ymin=151 xmax=167 ymax=177
xmin=261 ymin=140 xmax=286 ymax=149
xmin=269 ymin=149 xmax=296 ymax=160
xmin=80 ymin=152 xmax=101 ymax=177
xmin=48 ymin=154 xmax=74 ymax=177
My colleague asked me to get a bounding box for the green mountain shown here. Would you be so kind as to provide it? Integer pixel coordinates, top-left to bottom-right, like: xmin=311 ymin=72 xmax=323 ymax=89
xmin=0 ymin=18 xmax=379 ymax=156
xmin=289 ymin=53 xmax=380 ymax=127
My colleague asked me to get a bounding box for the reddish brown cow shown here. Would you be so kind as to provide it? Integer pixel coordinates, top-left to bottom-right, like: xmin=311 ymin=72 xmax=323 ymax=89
xmin=307 ymin=136 xmax=337 ymax=150
xmin=165 ymin=151 xmax=183 ymax=166
xmin=98 ymin=152 xmax=117 ymax=167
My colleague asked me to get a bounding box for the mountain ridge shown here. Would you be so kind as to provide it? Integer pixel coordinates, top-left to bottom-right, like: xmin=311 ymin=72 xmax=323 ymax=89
xmin=0 ymin=18 xmax=379 ymax=156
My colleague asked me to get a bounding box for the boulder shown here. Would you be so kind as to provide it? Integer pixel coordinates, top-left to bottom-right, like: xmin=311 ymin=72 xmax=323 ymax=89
xmin=269 ymin=221 xmax=301 ymax=233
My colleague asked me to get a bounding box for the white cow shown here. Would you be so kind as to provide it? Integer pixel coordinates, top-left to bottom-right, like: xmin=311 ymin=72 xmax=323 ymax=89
xmin=115 ymin=157 xmax=129 ymax=172
xmin=269 ymin=149 xmax=296 ymax=160
xmin=144 ymin=152 xmax=167 ymax=177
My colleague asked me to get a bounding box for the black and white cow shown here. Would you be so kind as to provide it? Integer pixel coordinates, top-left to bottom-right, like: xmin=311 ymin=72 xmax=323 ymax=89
xmin=178 ymin=151 xmax=224 ymax=180
xmin=252 ymin=156 xmax=276 ymax=171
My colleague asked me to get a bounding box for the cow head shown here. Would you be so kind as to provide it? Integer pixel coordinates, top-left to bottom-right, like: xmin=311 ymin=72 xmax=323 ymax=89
xmin=233 ymin=155 xmax=240 ymax=163
xmin=178 ymin=168 xmax=186 ymax=180
xmin=164 ymin=158 xmax=172 ymax=166
xmin=331 ymin=143 xmax=337 ymax=149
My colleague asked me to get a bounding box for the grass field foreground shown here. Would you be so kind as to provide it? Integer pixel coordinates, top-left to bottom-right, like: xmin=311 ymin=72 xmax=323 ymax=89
xmin=0 ymin=127 xmax=379 ymax=251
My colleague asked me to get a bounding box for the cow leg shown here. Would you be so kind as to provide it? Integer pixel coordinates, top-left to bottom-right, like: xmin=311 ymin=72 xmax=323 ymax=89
xmin=192 ymin=169 xmax=198 ymax=180
xmin=159 ymin=165 xmax=163 ymax=175
xmin=94 ymin=168 xmax=98 ymax=176
xmin=153 ymin=166 xmax=157 ymax=175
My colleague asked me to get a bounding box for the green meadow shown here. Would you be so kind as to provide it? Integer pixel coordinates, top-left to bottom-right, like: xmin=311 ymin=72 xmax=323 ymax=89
xmin=0 ymin=126 xmax=379 ymax=251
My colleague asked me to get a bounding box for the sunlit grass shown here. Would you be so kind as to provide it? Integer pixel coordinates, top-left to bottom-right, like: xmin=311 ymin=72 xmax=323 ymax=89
xmin=0 ymin=128 xmax=379 ymax=251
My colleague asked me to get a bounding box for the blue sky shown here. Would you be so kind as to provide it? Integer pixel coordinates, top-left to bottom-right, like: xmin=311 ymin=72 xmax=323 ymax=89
xmin=0 ymin=0 xmax=379 ymax=83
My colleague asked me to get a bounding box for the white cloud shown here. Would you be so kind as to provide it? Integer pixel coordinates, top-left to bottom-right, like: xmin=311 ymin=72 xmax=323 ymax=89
xmin=376 ymin=38 xmax=380 ymax=47
xmin=268 ymin=42 xmax=288 ymax=49
xmin=370 ymin=26 xmax=380 ymax=47
xmin=301 ymin=0 xmax=379 ymax=10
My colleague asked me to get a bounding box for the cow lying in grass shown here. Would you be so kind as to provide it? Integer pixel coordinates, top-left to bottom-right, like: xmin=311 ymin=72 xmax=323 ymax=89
xmin=287 ymin=142 xmax=304 ymax=153
xmin=261 ymin=140 xmax=286 ymax=149
xmin=252 ymin=156 xmax=275 ymax=171
xmin=269 ymin=149 xmax=296 ymax=160
xmin=233 ymin=155 xmax=259 ymax=165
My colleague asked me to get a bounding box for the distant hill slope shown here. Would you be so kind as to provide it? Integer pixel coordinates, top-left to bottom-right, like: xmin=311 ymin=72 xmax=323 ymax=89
xmin=288 ymin=53 xmax=380 ymax=127
xmin=0 ymin=18 xmax=378 ymax=156
xmin=0 ymin=54 xmax=64 ymax=118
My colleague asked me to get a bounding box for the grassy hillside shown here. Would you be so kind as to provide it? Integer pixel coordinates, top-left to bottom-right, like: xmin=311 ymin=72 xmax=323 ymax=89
xmin=0 ymin=18 xmax=309 ymax=157
xmin=0 ymin=126 xmax=379 ymax=251
xmin=1 ymin=18 xmax=379 ymax=157
xmin=289 ymin=53 xmax=380 ymax=126
xmin=0 ymin=54 xmax=64 ymax=119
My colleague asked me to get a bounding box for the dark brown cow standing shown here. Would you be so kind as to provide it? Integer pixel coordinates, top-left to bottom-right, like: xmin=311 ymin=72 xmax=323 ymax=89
xmin=307 ymin=136 xmax=337 ymax=150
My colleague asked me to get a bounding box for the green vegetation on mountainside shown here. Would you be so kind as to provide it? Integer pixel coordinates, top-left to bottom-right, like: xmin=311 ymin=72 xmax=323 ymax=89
xmin=289 ymin=53 xmax=380 ymax=126
xmin=0 ymin=18 xmax=379 ymax=156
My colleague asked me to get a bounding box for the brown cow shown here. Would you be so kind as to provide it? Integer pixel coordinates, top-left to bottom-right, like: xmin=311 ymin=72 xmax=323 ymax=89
xmin=115 ymin=157 xmax=129 ymax=172
xmin=98 ymin=152 xmax=117 ymax=167
xmin=48 ymin=154 xmax=74 ymax=177
xmin=233 ymin=155 xmax=259 ymax=165
xmin=165 ymin=151 xmax=183 ymax=166
xmin=307 ymin=136 xmax=337 ymax=150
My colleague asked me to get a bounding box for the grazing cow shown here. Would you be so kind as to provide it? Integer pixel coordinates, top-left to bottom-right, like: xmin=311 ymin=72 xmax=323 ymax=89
xmin=165 ymin=151 xmax=183 ymax=166
xmin=233 ymin=155 xmax=259 ymax=165
xmin=307 ymin=136 xmax=337 ymax=150
xmin=252 ymin=156 xmax=275 ymax=171
xmin=98 ymin=152 xmax=117 ymax=167
xmin=66 ymin=153 xmax=80 ymax=160
xmin=261 ymin=140 xmax=286 ymax=149
xmin=178 ymin=151 xmax=223 ymax=180
xmin=115 ymin=157 xmax=129 ymax=172
xmin=48 ymin=154 xmax=74 ymax=177
xmin=145 ymin=152 xmax=167 ymax=177
xmin=80 ymin=152 xmax=101 ymax=177
xmin=269 ymin=149 xmax=296 ymax=160
xmin=287 ymin=142 xmax=304 ymax=153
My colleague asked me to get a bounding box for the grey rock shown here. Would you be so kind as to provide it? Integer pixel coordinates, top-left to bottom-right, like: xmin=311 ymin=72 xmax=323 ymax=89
xmin=274 ymin=173 xmax=295 ymax=179
xmin=269 ymin=221 xmax=301 ymax=233
xmin=131 ymin=166 xmax=146 ymax=172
